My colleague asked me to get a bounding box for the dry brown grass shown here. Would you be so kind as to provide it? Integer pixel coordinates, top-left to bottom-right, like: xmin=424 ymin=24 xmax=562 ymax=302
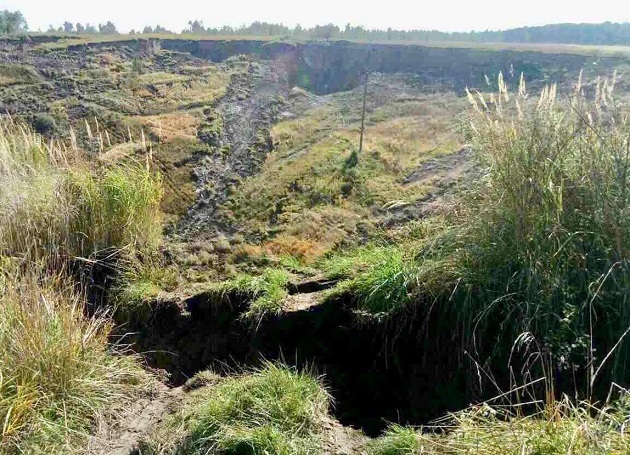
xmin=135 ymin=111 xmax=201 ymax=142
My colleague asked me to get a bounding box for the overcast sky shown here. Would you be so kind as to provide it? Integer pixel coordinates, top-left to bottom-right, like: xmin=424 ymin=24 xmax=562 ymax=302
xmin=3 ymin=0 xmax=630 ymax=33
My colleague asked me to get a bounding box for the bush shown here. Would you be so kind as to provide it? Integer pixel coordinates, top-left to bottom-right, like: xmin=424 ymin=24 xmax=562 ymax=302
xmin=31 ymin=113 xmax=56 ymax=135
xmin=140 ymin=363 xmax=330 ymax=454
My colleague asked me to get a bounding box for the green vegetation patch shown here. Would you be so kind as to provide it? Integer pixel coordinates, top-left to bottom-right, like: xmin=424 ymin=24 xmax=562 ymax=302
xmin=367 ymin=424 xmax=420 ymax=455
xmin=225 ymin=88 xmax=462 ymax=266
xmin=370 ymin=399 xmax=630 ymax=454
xmin=140 ymin=363 xmax=330 ymax=454
xmin=323 ymin=245 xmax=415 ymax=315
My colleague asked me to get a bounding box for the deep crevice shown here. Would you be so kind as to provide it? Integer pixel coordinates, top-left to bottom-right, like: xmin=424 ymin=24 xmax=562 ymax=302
xmin=119 ymin=292 xmax=473 ymax=436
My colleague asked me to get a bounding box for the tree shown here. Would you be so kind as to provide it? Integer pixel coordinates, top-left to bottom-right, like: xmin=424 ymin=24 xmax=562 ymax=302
xmin=142 ymin=26 xmax=153 ymax=34
xmin=75 ymin=23 xmax=85 ymax=34
xmin=0 ymin=10 xmax=27 ymax=34
xmin=311 ymin=24 xmax=339 ymax=41
xmin=187 ymin=20 xmax=205 ymax=34
xmin=154 ymin=25 xmax=172 ymax=34
xmin=98 ymin=21 xmax=118 ymax=35
xmin=85 ymin=24 xmax=97 ymax=34
xmin=63 ymin=21 xmax=74 ymax=33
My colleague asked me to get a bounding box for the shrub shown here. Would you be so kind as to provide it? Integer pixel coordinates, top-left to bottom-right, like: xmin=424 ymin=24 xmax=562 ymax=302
xmin=31 ymin=113 xmax=56 ymax=135
xmin=140 ymin=363 xmax=330 ymax=454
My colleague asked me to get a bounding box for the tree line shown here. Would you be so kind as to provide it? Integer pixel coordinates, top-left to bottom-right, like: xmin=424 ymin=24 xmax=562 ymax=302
xmin=191 ymin=21 xmax=630 ymax=45
xmin=1 ymin=9 xmax=628 ymax=46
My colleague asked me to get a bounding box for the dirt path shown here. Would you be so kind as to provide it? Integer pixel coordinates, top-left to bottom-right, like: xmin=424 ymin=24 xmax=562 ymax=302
xmin=178 ymin=58 xmax=290 ymax=237
xmin=87 ymin=384 xmax=184 ymax=455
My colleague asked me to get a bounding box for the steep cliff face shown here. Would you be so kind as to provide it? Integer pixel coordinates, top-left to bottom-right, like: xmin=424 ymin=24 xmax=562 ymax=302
xmin=156 ymin=39 xmax=624 ymax=94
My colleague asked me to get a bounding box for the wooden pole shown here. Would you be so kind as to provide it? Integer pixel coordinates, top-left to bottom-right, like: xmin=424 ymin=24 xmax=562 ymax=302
xmin=358 ymin=71 xmax=368 ymax=154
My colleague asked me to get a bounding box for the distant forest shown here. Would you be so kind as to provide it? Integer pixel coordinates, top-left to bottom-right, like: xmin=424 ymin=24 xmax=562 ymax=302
xmin=1 ymin=9 xmax=629 ymax=46
xmin=184 ymin=21 xmax=630 ymax=46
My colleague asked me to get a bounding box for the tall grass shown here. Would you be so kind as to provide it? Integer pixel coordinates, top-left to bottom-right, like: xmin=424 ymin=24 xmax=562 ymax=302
xmin=346 ymin=74 xmax=630 ymax=390
xmin=412 ymin=73 xmax=630 ymax=388
xmin=0 ymin=118 xmax=163 ymax=264
xmin=0 ymin=119 xmax=161 ymax=453
xmin=370 ymin=397 xmax=630 ymax=454
xmin=0 ymin=268 xmax=146 ymax=453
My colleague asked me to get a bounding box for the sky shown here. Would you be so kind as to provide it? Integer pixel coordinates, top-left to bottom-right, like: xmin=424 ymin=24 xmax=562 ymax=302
xmin=3 ymin=0 xmax=630 ymax=33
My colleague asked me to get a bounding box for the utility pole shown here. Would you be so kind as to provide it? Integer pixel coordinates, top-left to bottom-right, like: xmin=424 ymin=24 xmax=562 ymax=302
xmin=358 ymin=71 xmax=369 ymax=154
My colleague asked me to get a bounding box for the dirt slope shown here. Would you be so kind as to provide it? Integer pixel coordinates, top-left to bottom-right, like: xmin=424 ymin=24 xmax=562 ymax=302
xmin=178 ymin=58 xmax=290 ymax=237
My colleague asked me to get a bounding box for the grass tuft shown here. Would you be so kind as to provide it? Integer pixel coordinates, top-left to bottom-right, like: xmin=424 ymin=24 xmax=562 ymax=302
xmin=367 ymin=424 xmax=420 ymax=455
xmin=140 ymin=363 xmax=330 ymax=454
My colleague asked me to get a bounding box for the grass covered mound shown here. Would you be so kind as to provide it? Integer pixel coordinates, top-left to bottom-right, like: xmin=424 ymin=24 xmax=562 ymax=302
xmin=369 ymin=397 xmax=630 ymax=454
xmin=140 ymin=363 xmax=331 ymax=454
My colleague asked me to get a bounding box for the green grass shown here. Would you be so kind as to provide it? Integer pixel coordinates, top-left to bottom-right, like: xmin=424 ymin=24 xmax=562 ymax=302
xmin=318 ymin=244 xmax=404 ymax=281
xmin=246 ymin=268 xmax=290 ymax=318
xmin=0 ymin=268 xmax=148 ymax=453
xmin=321 ymin=245 xmax=416 ymax=314
xmin=139 ymin=363 xmax=330 ymax=454
xmin=193 ymin=267 xmax=291 ymax=319
xmin=367 ymin=424 xmax=420 ymax=455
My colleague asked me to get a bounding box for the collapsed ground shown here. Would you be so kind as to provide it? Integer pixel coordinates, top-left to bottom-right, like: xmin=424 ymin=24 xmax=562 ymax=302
xmin=1 ymin=36 xmax=630 ymax=454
